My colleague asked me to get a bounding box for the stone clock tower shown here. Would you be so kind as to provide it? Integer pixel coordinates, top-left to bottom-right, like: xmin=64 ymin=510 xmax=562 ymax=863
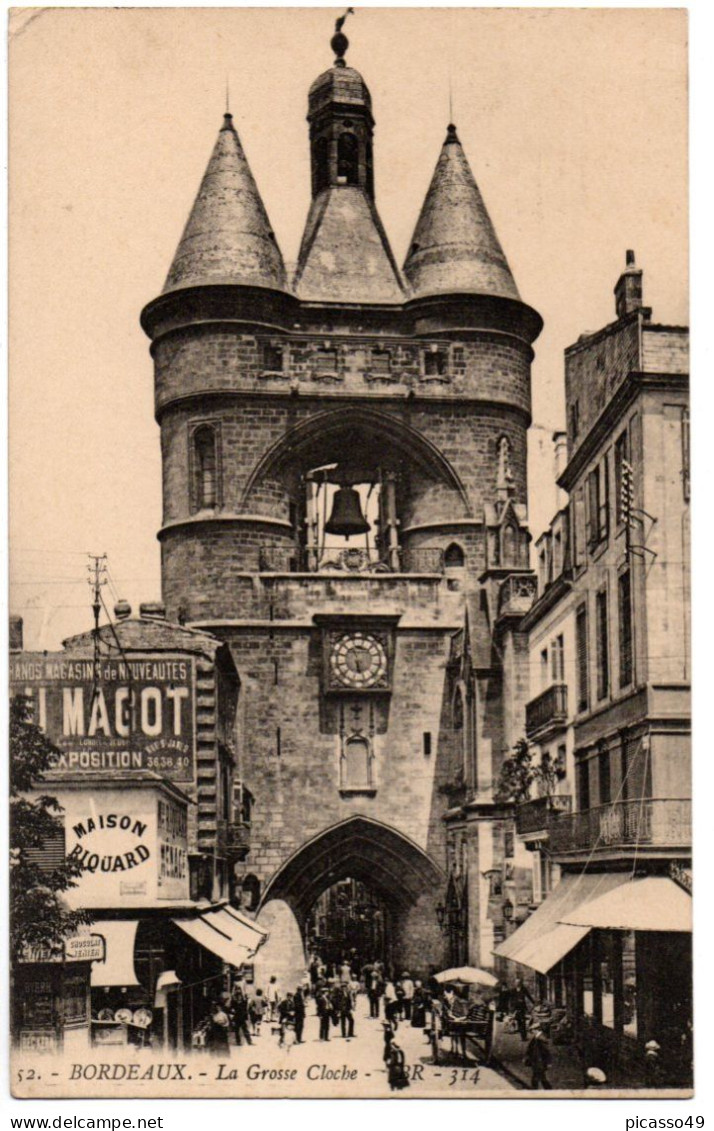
xmin=141 ymin=22 xmax=542 ymax=977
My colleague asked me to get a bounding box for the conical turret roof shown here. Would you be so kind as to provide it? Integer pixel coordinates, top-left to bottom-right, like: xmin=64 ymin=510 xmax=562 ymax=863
xmin=163 ymin=114 xmax=288 ymax=294
xmin=403 ymin=125 xmax=519 ymax=301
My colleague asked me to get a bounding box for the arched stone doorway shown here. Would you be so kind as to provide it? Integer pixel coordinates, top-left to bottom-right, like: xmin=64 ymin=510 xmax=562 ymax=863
xmin=256 ymin=816 xmax=447 ymax=980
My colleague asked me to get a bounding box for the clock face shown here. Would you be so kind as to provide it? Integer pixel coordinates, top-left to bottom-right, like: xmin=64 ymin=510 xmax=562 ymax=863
xmin=330 ymin=632 xmax=388 ymax=689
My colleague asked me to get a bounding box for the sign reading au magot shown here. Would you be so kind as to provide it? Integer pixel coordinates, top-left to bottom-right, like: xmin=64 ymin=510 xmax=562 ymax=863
xmin=10 ymin=652 xmax=196 ymax=781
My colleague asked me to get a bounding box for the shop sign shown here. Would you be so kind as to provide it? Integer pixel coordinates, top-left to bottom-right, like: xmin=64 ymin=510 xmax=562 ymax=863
xmin=57 ymin=785 xmax=190 ymax=906
xmin=18 ymin=933 xmax=105 ymax=964
xmin=19 ymin=1030 xmax=58 ymax=1053
xmin=10 ymin=652 xmax=196 ymax=782
xmin=157 ymin=795 xmax=189 ymax=900
xmin=65 ymin=934 xmax=105 ymax=963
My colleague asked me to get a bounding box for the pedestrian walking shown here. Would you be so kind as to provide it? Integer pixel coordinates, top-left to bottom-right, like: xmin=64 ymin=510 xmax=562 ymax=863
xmin=511 ymin=976 xmax=534 ymax=1041
xmin=411 ymin=980 xmax=427 ymax=1028
xmin=329 ymin=980 xmax=343 ymax=1030
xmin=401 ymin=972 xmax=414 ymax=1021
xmin=395 ymin=976 xmax=406 ymax=1021
xmin=387 ymin=1039 xmax=410 ymax=1091
xmin=524 ymin=1023 xmax=552 ymax=1089
xmin=277 ymin=993 xmax=295 ymax=1048
xmin=248 ymin=988 xmax=266 ymax=1036
xmin=339 ymin=984 xmax=355 ymax=1040
xmin=316 ymin=988 xmax=332 ymax=1042
xmin=339 ymin=957 xmax=352 ymax=985
xmin=293 ymin=986 xmax=306 ymax=1044
xmin=230 ymin=988 xmax=253 ymax=1046
xmin=266 ymin=975 xmax=280 ymax=1022
xmin=309 ymin=957 xmax=319 ymax=993
xmin=383 ymin=977 xmax=398 ymax=1024
xmin=367 ymin=965 xmax=382 ymax=1018
xmin=206 ymin=1000 xmax=231 ymax=1056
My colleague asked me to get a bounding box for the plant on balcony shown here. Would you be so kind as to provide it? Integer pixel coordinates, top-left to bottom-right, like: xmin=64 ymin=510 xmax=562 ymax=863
xmin=496 ymin=738 xmax=565 ymax=803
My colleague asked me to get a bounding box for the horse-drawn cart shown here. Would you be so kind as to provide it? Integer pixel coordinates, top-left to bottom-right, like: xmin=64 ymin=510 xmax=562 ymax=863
xmin=429 ymin=999 xmax=494 ymax=1065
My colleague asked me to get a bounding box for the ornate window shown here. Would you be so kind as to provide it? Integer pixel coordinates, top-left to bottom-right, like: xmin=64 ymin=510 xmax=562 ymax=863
xmin=502 ymin=523 xmax=518 ymax=567
xmin=497 ymin=436 xmax=513 ymax=489
xmin=192 ymin=424 xmax=219 ymax=511
xmin=343 ymin=735 xmax=371 ymax=789
xmin=338 ymin=702 xmax=376 ymax=794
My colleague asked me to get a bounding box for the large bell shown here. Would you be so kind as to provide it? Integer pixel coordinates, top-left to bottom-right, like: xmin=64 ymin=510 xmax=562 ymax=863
xmin=324 ymin=486 xmax=371 ymax=540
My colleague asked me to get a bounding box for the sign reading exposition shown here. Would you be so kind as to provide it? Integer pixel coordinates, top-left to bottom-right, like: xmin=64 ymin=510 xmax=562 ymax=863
xmin=10 ymin=652 xmax=196 ymax=782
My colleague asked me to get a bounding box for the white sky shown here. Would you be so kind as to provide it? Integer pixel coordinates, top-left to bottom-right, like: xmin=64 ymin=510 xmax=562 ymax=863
xmin=9 ymin=7 xmax=688 ymax=651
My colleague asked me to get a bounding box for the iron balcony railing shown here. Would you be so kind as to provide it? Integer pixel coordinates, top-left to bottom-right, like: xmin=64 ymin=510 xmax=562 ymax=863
xmin=516 ymin=794 xmax=572 ymax=836
xmin=525 ymin=683 xmax=569 ymax=739
xmin=548 ymin=798 xmax=692 ymax=855
xmin=258 ymin=546 xmax=445 ymax=574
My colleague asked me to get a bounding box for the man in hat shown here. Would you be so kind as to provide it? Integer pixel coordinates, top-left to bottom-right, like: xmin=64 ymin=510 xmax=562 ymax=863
xmin=524 ymin=1020 xmax=552 ymax=1089
xmin=401 ymin=972 xmax=415 ymax=1021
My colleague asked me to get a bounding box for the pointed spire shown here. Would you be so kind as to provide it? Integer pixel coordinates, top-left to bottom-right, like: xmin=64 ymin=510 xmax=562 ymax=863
xmin=293 ymin=187 xmax=404 ymax=303
xmin=163 ymin=114 xmax=288 ymax=295
xmin=403 ymin=125 xmax=519 ymax=301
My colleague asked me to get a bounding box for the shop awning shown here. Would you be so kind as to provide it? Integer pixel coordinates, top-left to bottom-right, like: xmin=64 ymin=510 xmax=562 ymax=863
xmin=559 ymin=876 xmax=692 ymax=933
xmin=172 ymin=906 xmax=267 ymax=967
xmin=90 ymin=920 xmax=140 ymax=987
xmin=493 ymin=872 xmax=631 ymax=973
xmin=511 ymin=924 xmax=591 ymax=976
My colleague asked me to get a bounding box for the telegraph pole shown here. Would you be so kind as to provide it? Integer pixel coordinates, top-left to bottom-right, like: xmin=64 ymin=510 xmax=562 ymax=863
xmin=87 ymin=554 xmax=107 ymax=700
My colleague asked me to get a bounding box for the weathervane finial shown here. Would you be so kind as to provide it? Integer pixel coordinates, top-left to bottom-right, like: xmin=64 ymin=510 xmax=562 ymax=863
xmin=331 ymin=7 xmax=355 ymax=65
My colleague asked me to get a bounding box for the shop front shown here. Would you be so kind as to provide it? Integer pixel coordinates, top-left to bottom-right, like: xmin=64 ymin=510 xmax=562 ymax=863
xmin=13 ymin=933 xmax=105 ymax=1054
xmin=494 ymin=871 xmax=692 ymax=1085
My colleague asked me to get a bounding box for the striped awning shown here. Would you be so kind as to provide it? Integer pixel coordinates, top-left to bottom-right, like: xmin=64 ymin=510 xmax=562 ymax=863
xmin=560 ymin=876 xmax=692 ymax=933
xmin=172 ymin=905 xmax=267 ymax=967
xmin=493 ymin=872 xmax=631 ymax=972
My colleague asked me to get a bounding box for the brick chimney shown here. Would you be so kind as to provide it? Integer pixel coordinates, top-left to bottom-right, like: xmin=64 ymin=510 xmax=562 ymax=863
xmin=553 ymin=431 xmax=568 ymax=510
xmin=9 ymin=615 xmax=23 ymax=652
xmin=139 ymin=601 xmax=167 ymax=621
xmin=614 ymin=249 xmax=646 ymax=319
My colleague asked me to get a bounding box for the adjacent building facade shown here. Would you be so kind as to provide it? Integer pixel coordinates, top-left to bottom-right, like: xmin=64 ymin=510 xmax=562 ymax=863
xmin=497 ymin=254 xmax=691 ymax=1085
xmin=10 ymin=607 xmax=266 ymax=1053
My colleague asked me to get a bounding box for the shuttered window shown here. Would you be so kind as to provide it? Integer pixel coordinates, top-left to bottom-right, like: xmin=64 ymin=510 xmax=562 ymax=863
xmin=25 ymin=829 xmax=65 ymax=873
xmin=576 ymin=603 xmax=589 ymax=712
xmin=596 ymin=587 xmax=609 ymax=700
xmin=618 ymin=567 xmax=633 ymax=687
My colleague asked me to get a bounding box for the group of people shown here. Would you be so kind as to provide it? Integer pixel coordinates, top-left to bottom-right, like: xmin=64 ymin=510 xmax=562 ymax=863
xmin=195 ymin=960 xmax=560 ymax=1090
xmin=196 ymin=976 xmax=307 ymax=1053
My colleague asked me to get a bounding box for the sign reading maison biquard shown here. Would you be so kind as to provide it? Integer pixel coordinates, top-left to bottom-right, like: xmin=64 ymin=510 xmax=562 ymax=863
xmin=10 ymin=652 xmax=196 ymax=782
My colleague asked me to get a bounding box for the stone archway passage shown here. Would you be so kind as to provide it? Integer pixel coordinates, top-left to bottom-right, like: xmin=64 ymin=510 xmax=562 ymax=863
xmin=258 ymin=816 xmax=446 ymax=974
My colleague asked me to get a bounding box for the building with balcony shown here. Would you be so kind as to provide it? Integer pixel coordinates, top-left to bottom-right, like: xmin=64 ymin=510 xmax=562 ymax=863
xmin=495 ymin=254 xmax=691 ymax=1087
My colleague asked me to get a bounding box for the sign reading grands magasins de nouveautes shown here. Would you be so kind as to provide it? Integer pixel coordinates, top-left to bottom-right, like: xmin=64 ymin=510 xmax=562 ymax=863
xmin=10 ymin=652 xmax=196 ymax=782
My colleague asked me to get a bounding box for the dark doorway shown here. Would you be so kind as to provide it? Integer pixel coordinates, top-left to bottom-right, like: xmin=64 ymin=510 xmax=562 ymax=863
xmin=306 ymin=877 xmax=390 ymax=971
